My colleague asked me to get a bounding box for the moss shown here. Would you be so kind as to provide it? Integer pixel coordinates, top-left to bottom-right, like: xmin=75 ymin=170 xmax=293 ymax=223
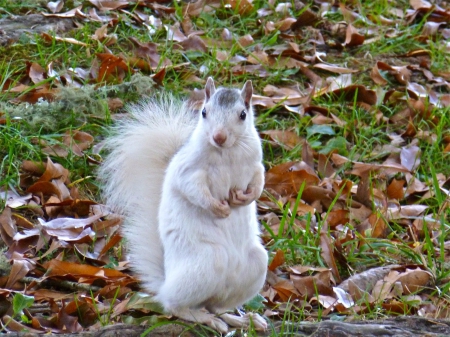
xmin=1 ymin=73 xmax=155 ymax=132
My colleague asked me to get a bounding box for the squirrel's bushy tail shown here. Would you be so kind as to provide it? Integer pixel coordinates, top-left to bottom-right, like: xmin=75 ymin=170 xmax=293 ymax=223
xmin=99 ymin=95 xmax=196 ymax=293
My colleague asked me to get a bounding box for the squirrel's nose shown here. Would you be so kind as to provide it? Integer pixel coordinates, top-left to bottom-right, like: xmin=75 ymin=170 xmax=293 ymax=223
xmin=213 ymin=131 xmax=227 ymax=146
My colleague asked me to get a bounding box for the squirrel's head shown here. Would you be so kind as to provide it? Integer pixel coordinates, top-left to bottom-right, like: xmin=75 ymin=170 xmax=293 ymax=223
xmin=199 ymin=77 xmax=254 ymax=149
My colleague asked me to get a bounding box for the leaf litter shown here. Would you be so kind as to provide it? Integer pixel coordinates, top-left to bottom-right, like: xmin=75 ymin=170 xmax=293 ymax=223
xmin=0 ymin=0 xmax=450 ymax=333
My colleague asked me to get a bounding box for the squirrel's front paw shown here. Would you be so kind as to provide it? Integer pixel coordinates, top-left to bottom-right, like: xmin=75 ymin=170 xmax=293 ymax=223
xmin=211 ymin=199 xmax=231 ymax=218
xmin=229 ymin=188 xmax=256 ymax=206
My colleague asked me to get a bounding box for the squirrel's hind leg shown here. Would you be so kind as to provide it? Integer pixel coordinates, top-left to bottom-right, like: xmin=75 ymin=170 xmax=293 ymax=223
xmin=171 ymin=307 xmax=228 ymax=334
xmin=219 ymin=312 xmax=268 ymax=331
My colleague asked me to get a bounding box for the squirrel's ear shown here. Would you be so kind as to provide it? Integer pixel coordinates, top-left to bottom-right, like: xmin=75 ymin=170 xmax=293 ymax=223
xmin=205 ymin=77 xmax=216 ymax=102
xmin=241 ymin=80 xmax=253 ymax=109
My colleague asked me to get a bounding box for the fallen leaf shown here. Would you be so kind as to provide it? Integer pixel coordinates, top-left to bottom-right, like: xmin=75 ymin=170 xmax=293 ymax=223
xmin=344 ymin=24 xmax=365 ymax=47
xmin=320 ymin=232 xmax=341 ymax=283
xmin=313 ymin=63 xmax=358 ymax=74
xmin=268 ymin=249 xmax=285 ymax=271
xmin=47 ymin=1 xmax=64 ymax=13
xmin=261 ymin=130 xmax=302 ymax=150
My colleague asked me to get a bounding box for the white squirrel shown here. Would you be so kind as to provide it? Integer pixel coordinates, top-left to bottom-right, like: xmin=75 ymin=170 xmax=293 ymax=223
xmin=99 ymin=78 xmax=268 ymax=333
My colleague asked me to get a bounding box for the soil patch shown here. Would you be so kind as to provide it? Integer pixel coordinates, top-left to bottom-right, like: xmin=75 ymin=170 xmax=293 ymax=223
xmin=0 ymin=14 xmax=75 ymax=46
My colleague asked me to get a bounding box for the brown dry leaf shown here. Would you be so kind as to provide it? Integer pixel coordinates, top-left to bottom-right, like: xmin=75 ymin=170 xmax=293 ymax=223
xmin=371 ymin=270 xmax=399 ymax=301
xmin=42 ymin=5 xmax=87 ymax=18
xmin=344 ymin=24 xmax=365 ymax=47
xmin=327 ymin=209 xmax=349 ymax=228
xmin=92 ymin=24 xmax=117 ymax=46
xmin=376 ymin=61 xmax=412 ymax=85
xmin=320 ymin=232 xmax=341 ymax=283
xmin=107 ymin=97 xmax=124 ymax=112
xmin=318 ymin=154 xmax=335 ymax=178
xmin=89 ymin=0 xmax=129 ymax=10
xmin=151 ymin=68 xmax=166 ymax=86
xmin=167 ymin=24 xmax=187 ymax=42
xmin=291 ymin=270 xmax=334 ymax=299
xmin=37 ymin=158 xmax=69 ymax=183
xmin=291 ymin=8 xmax=319 ymax=30
xmin=179 ymin=35 xmax=208 ymax=52
xmin=355 ymin=171 xmax=372 ymax=208
xmin=238 ymin=34 xmax=254 ymax=47
xmin=0 ymin=207 xmax=16 ymax=247
xmin=2 ymin=315 xmax=42 ymax=333
xmin=329 ymin=85 xmax=377 ymax=105
xmin=54 ymin=301 xmax=84 ymax=332
xmin=29 ymin=288 xmax=74 ymax=301
xmin=371 ymin=265 xmax=432 ymax=302
xmin=248 ymin=50 xmax=270 ymax=65
xmin=39 ymin=214 xmax=102 ymax=242
xmin=313 ymin=294 xmax=337 ymax=310
xmin=28 ymin=62 xmax=46 ymax=84
xmin=272 ymin=279 xmax=300 ymax=302
xmin=27 ymin=181 xmax=62 ymax=199
xmin=96 ymin=53 xmax=131 ymax=83
xmin=405 ymin=172 xmax=429 ymax=195
xmin=227 ymin=0 xmax=254 ymax=16
xmin=385 ymin=204 xmax=428 ymax=220
xmin=41 ymin=144 xmax=68 ymax=158
xmin=407 ymin=82 xmax=427 ymax=99
xmin=368 ymin=213 xmax=388 ymax=238
xmin=47 ymin=1 xmax=64 ymax=13
xmin=129 ymin=38 xmax=171 ymax=69
xmin=6 ymin=258 xmax=35 ymax=289
xmin=98 ymin=232 xmax=122 ymax=257
xmin=301 ymin=186 xmax=336 ymax=210
xmin=299 ymin=65 xmax=323 ymax=88
xmin=370 ymin=62 xmax=388 ymax=85
xmin=339 ymin=3 xmax=367 ymax=23
xmin=333 ymin=287 xmax=354 ymax=309
xmin=276 ymin=18 xmax=296 ymax=31
xmin=302 ymin=141 xmax=314 ymax=168
xmin=421 ymin=21 xmax=445 ymax=37
xmin=400 ymin=145 xmax=421 ymax=171
xmin=387 ymin=179 xmax=406 ymax=200
xmin=0 ymin=189 xmax=32 ymax=209
xmin=251 ymin=95 xmax=275 ymax=108
xmin=396 ymin=267 xmax=432 ymax=294
xmin=63 ymin=130 xmax=94 ymax=156
xmin=43 ymin=259 xmax=129 ymax=279
xmin=11 ymin=85 xmax=57 ymax=104
xmin=382 ymin=300 xmax=409 ymax=314
xmin=263 ymin=84 xmax=303 ymax=98
xmin=260 ymin=130 xmax=302 ymax=150
xmin=347 ymin=280 xmax=375 ymax=303
xmin=183 ymin=0 xmax=221 ymax=17
xmin=53 ymin=199 xmax=97 ymax=217
xmin=268 ymin=249 xmax=285 ymax=271
xmin=350 ymin=160 xmax=410 ymax=177
xmin=265 ymin=161 xmax=320 ymax=197
xmin=410 ymin=0 xmax=432 ymax=10
xmin=41 ymin=33 xmax=88 ymax=47
xmin=313 ymin=63 xmax=358 ymax=74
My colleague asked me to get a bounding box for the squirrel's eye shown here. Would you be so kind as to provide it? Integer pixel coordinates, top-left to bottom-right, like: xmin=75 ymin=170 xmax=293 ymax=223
xmin=202 ymin=108 xmax=206 ymax=118
xmin=240 ymin=110 xmax=246 ymax=121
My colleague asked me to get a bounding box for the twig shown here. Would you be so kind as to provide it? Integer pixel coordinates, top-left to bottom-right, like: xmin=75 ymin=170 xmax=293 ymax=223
xmin=20 ymin=276 xmax=101 ymax=293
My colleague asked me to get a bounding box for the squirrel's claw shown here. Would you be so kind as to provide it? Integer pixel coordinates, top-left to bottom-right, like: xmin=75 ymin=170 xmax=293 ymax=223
xmin=229 ymin=188 xmax=256 ymax=206
xmin=211 ymin=199 xmax=231 ymax=218
xmin=219 ymin=312 xmax=267 ymax=331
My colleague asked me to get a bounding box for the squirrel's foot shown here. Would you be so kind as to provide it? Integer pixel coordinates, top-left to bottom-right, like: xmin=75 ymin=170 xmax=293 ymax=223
xmin=210 ymin=199 xmax=231 ymax=218
xmin=219 ymin=312 xmax=267 ymax=331
xmin=172 ymin=308 xmax=228 ymax=334
xmin=229 ymin=188 xmax=256 ymax=206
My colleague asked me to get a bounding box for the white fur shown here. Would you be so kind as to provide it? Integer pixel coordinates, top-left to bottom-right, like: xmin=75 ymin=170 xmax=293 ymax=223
xmin=99 ymin=80 xmax=268 ymax=332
